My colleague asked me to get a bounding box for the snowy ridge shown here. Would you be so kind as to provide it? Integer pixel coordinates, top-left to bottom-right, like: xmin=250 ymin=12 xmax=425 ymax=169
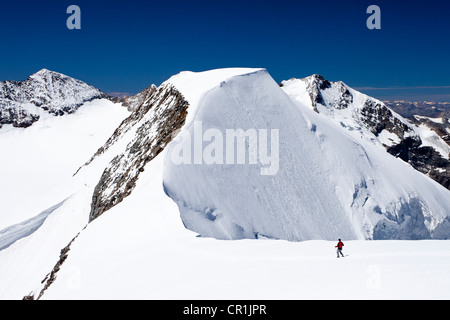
xmin=163 ymin=68 xmax=263 ymax=125
xmin=87 ymin=84 xmax=189 ymax=221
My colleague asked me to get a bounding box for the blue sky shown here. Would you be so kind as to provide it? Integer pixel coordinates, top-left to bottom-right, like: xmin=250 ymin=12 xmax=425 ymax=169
xmin=0 ymin=0 xmax=449 ymax=101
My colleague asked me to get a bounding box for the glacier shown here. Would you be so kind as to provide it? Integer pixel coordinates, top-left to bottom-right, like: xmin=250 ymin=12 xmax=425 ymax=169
xmin=162 ymin=69 xmax=450 ymax=240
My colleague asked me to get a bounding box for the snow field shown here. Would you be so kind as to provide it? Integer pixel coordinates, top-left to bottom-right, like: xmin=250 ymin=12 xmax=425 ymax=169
xmin=0 ymin=99 xmax=130 ymax=229
xmin=0 ymin=99 xmax=130 ymax=299
xmin=43 ymin=211 xmax=450 ymax=299
xmin=40 ymin=150 xmax=450 ymax=300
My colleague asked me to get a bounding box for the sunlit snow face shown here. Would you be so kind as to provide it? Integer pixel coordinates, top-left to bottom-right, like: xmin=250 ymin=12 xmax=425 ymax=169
xmin=168 ymin=120 xmax=280 ymax=176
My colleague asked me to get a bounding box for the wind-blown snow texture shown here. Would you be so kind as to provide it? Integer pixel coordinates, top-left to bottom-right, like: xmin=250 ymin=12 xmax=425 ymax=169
xmin=163 ymin=69 xmax=450 ymax=241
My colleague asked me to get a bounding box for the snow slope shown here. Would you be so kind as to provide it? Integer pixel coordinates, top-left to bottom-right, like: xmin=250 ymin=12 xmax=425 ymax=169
xmin=163 ymin=69 xmax=450 ymax=241
xmin=0 ymin=99 xmax=129 ymax=229
xmin=163 ymin=68 xmax=263 ymax=125
xmin=0 ymin=99 xmax=129 ymax=299
xmin=41 ymin=150 xmax=450 ymax=300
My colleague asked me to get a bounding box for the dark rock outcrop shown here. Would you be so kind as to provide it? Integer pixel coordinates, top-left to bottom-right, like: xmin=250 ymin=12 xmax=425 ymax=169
xmin=88 ymin=84 xmax=189 ymax=221
xmin=387 ymin=137 xmax=450 ymax=189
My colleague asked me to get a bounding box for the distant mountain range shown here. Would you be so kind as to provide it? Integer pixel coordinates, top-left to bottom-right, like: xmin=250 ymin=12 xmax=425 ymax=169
xmin=384 ymin=100 xmax=450 ymax=119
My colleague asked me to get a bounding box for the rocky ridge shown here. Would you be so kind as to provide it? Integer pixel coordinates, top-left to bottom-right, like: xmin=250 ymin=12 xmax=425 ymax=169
xmin=82 ymin=84 xmax=189 ymax=221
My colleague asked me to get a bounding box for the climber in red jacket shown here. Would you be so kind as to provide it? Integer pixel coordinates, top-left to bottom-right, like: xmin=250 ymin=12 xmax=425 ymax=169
xmin=335 ymin=239 xmax=344 ymax=258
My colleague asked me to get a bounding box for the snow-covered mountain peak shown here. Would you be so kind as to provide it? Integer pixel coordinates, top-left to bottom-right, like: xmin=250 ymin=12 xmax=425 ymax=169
xmin=304 ymin=73 xmax=332 ymax=88
xmin=164 ymin=68 xmax=263 ymax=101
xmin=162 ymin=68 xmax=265 ymax=126
xmin=27 ymin=68 xmax=71 ymax=86
xmin=0 ymin=69 xmax=109 ymax=129
xmin=281 ymin=74 xmax=355 ymax=112
xmin=29 ymin=68 xmax=57 ymax=78
xmin=281 ymin=74 xmax=450 ymax=189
